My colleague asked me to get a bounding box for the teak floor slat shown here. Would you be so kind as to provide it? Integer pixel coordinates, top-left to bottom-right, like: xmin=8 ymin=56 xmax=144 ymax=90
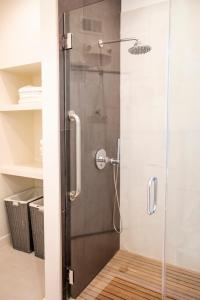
xmin=77 ymin=250 xmax=200 ymax=300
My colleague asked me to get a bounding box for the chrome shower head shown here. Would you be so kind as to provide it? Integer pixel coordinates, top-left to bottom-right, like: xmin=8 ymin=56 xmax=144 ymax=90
xmin=98 ymin=38 xmax=152 ymax=55
xmin=128 ymin=41 xmax=152 ymax=55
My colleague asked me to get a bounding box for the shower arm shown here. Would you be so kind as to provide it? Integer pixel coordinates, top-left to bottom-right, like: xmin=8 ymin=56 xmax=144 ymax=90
xmin=98 ymin=38 xmax=138 ymax=48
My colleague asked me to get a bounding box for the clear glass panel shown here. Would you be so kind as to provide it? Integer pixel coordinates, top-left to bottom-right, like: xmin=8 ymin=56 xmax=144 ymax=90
xmin=65 ymin=1 xmax=121 ymax=298
xmin=120 ymin=0 xmax=169 ymax=296
xmin=165 ymin=0 xmax=200 ymax=299
xmin=63 ymin=0 xmax=170 ymax=299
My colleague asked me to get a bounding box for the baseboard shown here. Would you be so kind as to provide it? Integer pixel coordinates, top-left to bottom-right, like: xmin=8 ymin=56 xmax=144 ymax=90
xmin=0 ymin=234 xmax=11 ymax=248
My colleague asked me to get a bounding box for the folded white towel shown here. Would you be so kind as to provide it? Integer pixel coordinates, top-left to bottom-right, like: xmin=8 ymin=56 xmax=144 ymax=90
xmin=18 ymin=86 xmax=42 ymax=104
xmin=18 ymin=85 xmax=42 ymax=93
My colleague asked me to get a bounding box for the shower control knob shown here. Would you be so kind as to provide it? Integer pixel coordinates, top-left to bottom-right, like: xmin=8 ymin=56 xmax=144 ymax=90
xmin=95 ymin=149 xmax=108 ymax=170
xmin=95 ymin=148 xmax=120 ymax=170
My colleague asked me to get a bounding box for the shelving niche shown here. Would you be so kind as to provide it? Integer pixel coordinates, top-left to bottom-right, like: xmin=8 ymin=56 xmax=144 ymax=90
xmin=0 ymin=62 xmax=43 ymax=182
xmin=0 ymin=62 xmax=42 ymax=106
xmin=0 ymin=1 xmax=46 ymax=298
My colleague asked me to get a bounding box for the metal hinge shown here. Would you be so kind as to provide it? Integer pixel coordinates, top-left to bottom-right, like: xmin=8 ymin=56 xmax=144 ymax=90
xmin=68 ymin=269 xmax=74 ymax=285
xmin=62 ymin=33 xmax=72 ymax=50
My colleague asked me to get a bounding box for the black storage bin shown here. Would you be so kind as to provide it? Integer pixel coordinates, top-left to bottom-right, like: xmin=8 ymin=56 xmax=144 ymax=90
xmin=4 ymin=188 xmax=43 ymax=253
xmin=30 ymin=198 xmax=44 ymax=259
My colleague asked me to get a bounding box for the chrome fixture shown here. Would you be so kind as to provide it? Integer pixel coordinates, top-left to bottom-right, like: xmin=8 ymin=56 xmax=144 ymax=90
xmin=98 ymin=37 xmax=138 ymax=48
xmin=68 ymin=111 xmax=81 ymax=201
xmin=147 ymin=177 xmax=158 ymax=215
xmin=62 ymin=32 xmax=72 ymax=50
xmin=98 ymin=38 xmax=152 ymax=55
xmin=95 ymin=149 xmax=119 ymax=170
xmin=95 ymin=149 xmax=108 ymax=170
xmin=128 ymin=42 xmax=152 ymax=55
xmin=95 ymin=140 xmax=120 ymax=170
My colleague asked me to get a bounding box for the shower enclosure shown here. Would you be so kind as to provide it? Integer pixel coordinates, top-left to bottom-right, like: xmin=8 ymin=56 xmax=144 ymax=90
xmin=59 ymin=0 xmax=200 ymax=299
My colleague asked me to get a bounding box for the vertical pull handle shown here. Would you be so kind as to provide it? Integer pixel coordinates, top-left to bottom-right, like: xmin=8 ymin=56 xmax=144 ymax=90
xmin=147 ymin=177 xmax=158 ymax=215
xmin=68 ymin=110 xmax=81 ymax=201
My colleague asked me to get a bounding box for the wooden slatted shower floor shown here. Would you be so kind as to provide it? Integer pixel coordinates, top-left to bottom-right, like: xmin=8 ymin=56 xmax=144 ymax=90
xmin=78 ymin=250 xmax=200 ymax=300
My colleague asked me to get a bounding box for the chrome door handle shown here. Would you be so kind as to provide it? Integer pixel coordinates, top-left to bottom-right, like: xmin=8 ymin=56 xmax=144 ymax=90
xmin=147 ymin=177 xmax=158 ymax=215
xmin=68 ymin=111 xmax=81 ymax=201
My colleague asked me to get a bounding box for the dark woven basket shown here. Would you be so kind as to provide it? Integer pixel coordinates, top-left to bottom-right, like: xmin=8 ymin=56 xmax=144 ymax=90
xmin=30 ymin=198 xmax=44 ymax=259
xmin=4 ymin=188 xmax=43 ymax=253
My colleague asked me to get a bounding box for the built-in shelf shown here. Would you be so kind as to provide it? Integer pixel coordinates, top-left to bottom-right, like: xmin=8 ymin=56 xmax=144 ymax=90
xmin=0 ymin=164 xmax=43 ymax=180
xmin=0 ymin=62 xmax=41 ymax=75
xmin=0 ymin=102 xmax=42 ymax=112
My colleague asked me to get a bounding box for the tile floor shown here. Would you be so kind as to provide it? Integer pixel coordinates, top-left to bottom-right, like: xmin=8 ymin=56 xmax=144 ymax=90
xmin=0 ymin=244 xmax=44 ymax=300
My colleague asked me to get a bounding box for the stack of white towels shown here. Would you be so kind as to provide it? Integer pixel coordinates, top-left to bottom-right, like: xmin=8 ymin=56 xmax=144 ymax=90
xmin=18 ymin=85 xmax=42 ymax=104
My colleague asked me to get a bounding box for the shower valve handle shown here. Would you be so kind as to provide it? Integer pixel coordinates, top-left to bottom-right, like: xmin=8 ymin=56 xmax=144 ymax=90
xmin=95 ymin=149 xmax=119 ymax=170
xmin=96 ymin=155 xmax=109 ymax=163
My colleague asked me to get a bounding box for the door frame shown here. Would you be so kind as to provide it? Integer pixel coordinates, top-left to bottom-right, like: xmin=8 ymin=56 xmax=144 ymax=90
xmin=41 ymin=0 xmax=63 ymax=300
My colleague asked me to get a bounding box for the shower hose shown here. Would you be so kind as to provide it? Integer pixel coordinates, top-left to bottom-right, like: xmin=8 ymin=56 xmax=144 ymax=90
xmin=112 ymin=163 xmax=123 ymax=234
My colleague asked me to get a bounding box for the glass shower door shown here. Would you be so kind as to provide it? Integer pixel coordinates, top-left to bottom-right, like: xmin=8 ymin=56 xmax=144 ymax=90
xmin=63 ymin=1 xmax=121 ymax=298
xmin=61 ymin=0 xmax=170 ymax=299
xmin=120 ymin=0 xmax=169 ymax=296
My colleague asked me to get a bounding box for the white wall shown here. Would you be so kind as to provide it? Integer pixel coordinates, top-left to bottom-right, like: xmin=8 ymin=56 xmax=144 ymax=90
xmin=41 ymin=0 xmax=62 ymax=299
xmin=0 ymin=0 xmax=41 ymax=69
xmin=166 ymin=0 xmax=200 ymax=272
